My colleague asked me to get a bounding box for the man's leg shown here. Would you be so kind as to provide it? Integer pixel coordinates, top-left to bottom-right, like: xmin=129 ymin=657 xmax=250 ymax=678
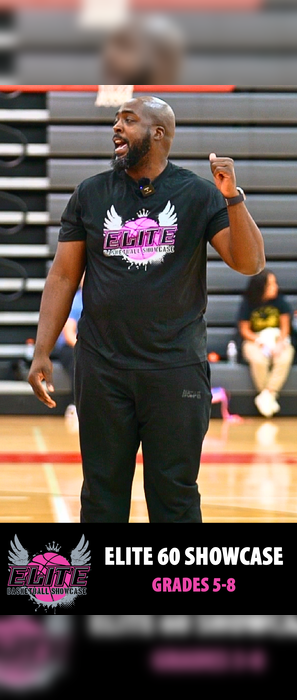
xmin=137 ymin=362 xmax=212 ymax=523
xmin=75 ymin=339 xmax=140 ymax=523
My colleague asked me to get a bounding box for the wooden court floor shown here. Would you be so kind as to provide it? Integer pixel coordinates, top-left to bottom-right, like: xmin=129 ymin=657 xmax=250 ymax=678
xmin=0 ymin=415 xmax=297 ymax=523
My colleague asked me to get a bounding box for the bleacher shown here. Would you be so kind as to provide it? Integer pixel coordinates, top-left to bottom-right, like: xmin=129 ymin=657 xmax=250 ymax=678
xmin=0 ymin=87 xmax=296 ymax=415
xmin=1 ymin=5 xmax=297 ymax=84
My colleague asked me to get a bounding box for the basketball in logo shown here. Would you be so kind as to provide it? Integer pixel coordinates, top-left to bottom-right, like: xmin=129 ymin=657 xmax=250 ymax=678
xmin=28 ymin=552 xmax=72 ymax=603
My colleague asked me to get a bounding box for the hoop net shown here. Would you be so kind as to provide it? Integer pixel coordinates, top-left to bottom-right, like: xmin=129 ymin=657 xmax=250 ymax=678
xmin=95 ymin=85 xmax=134 ymax=107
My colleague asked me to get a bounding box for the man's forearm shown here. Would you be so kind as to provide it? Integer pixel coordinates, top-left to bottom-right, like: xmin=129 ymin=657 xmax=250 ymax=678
xmin=34 ymin=273 xmax=78 ymax=357
xmin=209 ymin=154 xmax=266 ymax=276
xmin=227 ymin=203 xmax=266 ymax=275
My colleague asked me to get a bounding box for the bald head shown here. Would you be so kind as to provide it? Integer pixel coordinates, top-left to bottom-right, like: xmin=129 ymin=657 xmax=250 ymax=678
xmin=120 ymin=96 xmax=176 ymax=154
xmin=113 ymin=95 xmax=176 ymax=178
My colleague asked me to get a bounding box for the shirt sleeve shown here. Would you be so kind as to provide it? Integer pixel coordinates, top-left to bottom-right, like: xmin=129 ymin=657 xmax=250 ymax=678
xmin=58 ymin=186 xmax=87 ymax=242
xmin=237 ymin=298 xmax=251 ymax=321
xmin=205 ymin=187 xmax=230 ymax=243
xmin=278 ymin=295 xmax=293 ymax=316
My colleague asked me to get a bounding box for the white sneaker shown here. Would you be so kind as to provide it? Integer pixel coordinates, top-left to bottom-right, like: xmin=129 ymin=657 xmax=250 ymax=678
xmin=254 ymin=390 xmax=275 ymax=418
xmin=272 ymin=399 xmax=281 ymax=415
xmin=64 ymin=404 xmax=79 ymax=433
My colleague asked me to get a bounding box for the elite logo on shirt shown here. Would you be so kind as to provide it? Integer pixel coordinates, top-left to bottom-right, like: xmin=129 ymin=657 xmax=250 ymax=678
xmin=103 ymin=201 xmax=178 ymax=269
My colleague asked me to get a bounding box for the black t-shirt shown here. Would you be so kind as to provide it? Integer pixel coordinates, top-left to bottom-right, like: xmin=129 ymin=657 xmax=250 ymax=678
xmin=238 ymin=294 xmax=293 ymax=334
xmin=58 ymin=161 xmax=229 ymax=369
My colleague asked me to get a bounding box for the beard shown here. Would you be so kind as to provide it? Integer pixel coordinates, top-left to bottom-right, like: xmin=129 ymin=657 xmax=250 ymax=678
xmin=112 ymin=131 xmax=152 ymax=173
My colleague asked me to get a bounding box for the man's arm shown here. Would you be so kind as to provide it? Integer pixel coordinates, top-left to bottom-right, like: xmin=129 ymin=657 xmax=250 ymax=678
xmin=28 ymin=241 xmax=86 ymax=408
xmin=209 ymin=153 xmax=266 ymax=276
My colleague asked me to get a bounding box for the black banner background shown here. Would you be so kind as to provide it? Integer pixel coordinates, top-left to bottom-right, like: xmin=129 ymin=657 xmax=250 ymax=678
xmin=0 ymin=523 xmax=295 ymax=613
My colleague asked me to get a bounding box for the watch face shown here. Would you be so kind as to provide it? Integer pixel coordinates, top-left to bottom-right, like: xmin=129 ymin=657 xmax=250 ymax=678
xmin=237 ymin=187 xmax=246 ymax=200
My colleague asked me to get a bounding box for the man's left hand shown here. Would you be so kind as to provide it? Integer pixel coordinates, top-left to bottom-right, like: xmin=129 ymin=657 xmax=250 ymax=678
xmin=209 ymin=153 xmax=238 ymax=199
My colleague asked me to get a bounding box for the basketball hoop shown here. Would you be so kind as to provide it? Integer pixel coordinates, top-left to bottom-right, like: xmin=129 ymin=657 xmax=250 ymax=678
xmin=95 ymin=85 xmax=134 ymax=108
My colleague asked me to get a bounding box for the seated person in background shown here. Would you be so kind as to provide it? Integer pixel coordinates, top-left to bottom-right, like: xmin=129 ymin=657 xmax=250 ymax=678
xmin=100 ymin=14 xmax=183 ymax=85
xmin=238 ymin=269 xmax=295 ymax=418
xmin=54 ymin=277 xmax=83 ymax=419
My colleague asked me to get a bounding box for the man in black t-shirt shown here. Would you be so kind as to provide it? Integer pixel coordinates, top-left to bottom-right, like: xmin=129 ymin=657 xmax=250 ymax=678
xmin=29 ymin=95 xmax=265 ymax=523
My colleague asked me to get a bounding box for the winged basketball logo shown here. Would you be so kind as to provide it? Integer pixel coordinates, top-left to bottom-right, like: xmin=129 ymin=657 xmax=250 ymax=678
xmin=103 ymin=201 xmax=178 ymax=268
xmin=7 ymin=534 xmax=91 ymax=611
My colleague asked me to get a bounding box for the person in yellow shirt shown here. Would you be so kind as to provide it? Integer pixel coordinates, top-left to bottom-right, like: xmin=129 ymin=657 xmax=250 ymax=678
xmin=238 ymin=269 xmax=295 ymax=417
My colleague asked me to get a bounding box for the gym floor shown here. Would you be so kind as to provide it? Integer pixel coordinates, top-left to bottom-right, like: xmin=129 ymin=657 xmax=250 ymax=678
xmin=0 ymin=416 xmax=296 ymax=524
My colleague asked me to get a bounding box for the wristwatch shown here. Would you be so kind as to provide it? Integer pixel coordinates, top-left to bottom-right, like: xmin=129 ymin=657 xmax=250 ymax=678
xmin=225 ymin=187 xmax=246 ymax=207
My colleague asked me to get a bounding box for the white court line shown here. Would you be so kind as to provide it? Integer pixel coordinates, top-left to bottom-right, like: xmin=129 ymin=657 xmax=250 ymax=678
xmin=33 ymin=426 xmax=71 ymax=523
xmin=0 ymin=496 xmax=28 ymax=500
xmin=0 ymin=516 xmax=31 ymax=521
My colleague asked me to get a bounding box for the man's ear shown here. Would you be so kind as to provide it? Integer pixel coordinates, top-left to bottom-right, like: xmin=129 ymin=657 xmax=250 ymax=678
xmin=153 ymin=125 xmax=165 ymax=141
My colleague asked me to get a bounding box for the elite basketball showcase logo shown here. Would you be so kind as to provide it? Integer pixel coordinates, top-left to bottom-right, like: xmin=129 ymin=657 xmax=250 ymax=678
xmin=7 ymin=534 xmax=91 ymax=611
xmin=103 ymin=202 xmax=178 ymax=269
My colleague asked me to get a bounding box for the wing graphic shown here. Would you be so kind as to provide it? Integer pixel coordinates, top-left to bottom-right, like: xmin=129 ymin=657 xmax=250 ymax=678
xmin=158 ymin=201 xmax=177 ymax=227
xmin=104 ymin=205 xmax=122 ymax=231
xmin=8 ymin=534 xmax=29 ymax=566
xmin=70 ymin=535 xmax=91 ymax=566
